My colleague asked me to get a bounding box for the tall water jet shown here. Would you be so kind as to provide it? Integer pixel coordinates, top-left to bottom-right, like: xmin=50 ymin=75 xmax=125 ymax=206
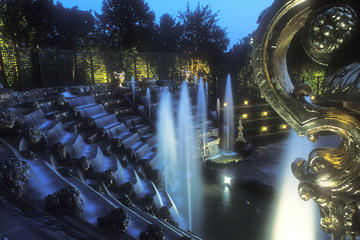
xmin=216 ymin=98 xmax=221 ymax=121
xmin=131 ymin=76 xmax=135 ymax=102
xmin=271 ymin=131 xmax=318 ymax=240
xmin=223 ymin=75 xmax=234 ymax=152
xmin=156 ymin=88 xmax=177 ymax=192
xmin=146 ymin=88 xmax=151 ymax=119
xmin=176 ymin=81 xmax=203 ymax=231
xmin=196 ymin=77 xmax=207 ymax=157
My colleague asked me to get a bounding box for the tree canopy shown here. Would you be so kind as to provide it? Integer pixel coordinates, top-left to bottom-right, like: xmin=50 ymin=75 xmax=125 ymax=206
xmin=96 ymin=0 xmax=156 ymax=51
xmin=0 ymin=0 xmax=95 ymax=49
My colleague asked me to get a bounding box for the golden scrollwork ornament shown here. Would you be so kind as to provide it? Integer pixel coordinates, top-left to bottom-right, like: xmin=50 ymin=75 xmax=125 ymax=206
xmin=252 ymin=0 xmax=360 ymax=239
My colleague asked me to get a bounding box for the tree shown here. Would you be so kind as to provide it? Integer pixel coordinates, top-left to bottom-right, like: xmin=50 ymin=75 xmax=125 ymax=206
xmin=179 ymin=4 xmax=229 ymax=96
xmin=0 ymin=0 xmax=95 ymax=49
xmin=156 ymin=14 xmax=182 ymax=52
xmin=178 ymin=4 xmax=229 ymax=61
xmin=51 ymin=3 xmax=96 ymax=50
xmin=96 ymin=0 xmax=156 ymax=51
xmin=0 ymin=0 xmax=54 ymax=47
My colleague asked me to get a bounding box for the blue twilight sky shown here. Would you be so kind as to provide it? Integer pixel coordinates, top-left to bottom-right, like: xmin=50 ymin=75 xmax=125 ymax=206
xmin=56 ymin=0 xmax=274 ymax=48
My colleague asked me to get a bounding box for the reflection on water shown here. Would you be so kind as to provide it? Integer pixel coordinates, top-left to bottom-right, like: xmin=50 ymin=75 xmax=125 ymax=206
xmin=222 ymin=186 xmax=231 ymax=208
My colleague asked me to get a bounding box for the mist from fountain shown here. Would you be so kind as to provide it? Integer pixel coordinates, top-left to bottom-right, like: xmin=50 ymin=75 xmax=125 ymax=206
xmin=223 ymin=74 xmax=234 ymax=152
xmin=146 ymin=88 xmax=151 ymax=118
xmin=196 ymin=78 xmax=207 ymax=157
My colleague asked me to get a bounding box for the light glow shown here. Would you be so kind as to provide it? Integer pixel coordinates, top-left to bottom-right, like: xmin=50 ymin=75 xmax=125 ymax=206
xmin=281 ymin=124 xmax=288 ymax=129
xmin=262 ymin=111 xmax=268 ymax=117
xmin=242 ymin=113 xmax=248 ymax=119
xmin=244 ymin=100 xmax=249 ymax=105
xmin=261 ymin=126 xmax=268 ymax=132
xmin=224 ymin=176 xmax=231 ymax=185
xmin=310 ymin=96 xmax=316 ymax=100
xmin=224 ymin=102 xmax=227 ymax=107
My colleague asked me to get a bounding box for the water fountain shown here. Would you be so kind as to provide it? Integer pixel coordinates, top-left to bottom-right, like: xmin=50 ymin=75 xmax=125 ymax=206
xmin=131 ymin=76 xmax=135 ymax=102
xmin=176 ymin=81 xmax=203 ymax=231
xmin=216 ymin=98 xmax=220 ymax=121
xmin=146 ymin=88 xmax=151 ymax=119
xmin=205 ymin=81 xmax=208 ymax=108
xmin=196 ymin=78 xmax=207 ymax=157
xmin=223 ymin=75 xmax=234 ymax=152
xmin=114 ymin=159 xmax=129 ymax=184
xmin=155 ymin=88 xmax=177 ymax=192
xmin=151 ymin=182 xmax=164 ymax=208
xmin=155 ymin=81 xmax=203 ymax=231
xmin=133 ymin=170 xmax=144 ymax=196
xmin=271 ymin=131 xmax=318 ymax=240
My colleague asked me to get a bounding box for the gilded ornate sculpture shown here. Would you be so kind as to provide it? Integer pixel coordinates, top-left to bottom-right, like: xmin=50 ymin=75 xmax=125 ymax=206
xmin=252 ymin=0 xmax=360 ymax=239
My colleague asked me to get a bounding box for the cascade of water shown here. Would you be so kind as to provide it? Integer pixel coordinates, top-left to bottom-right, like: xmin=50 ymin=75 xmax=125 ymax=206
xmin=131 ymin=76 xmax=135 ymax=102
xmin=151 ymin=182 xmax=164 ymax=208
xmin=196 ymin=77 xmax=207 ymax=157
xmin=177 ymin=81 xmax=203 ymax=231
xmin=156 ymin=88 xmax=177 ymax=192
xmin=133 ymin=170 xmax=143 ymax=195
xmin=216 ymin=98 xmax=221 ymax=121
xmin=224 ymin=74 xmax=234 ymax=152
xmin=146 ymin=88 xmax=151 ymax=119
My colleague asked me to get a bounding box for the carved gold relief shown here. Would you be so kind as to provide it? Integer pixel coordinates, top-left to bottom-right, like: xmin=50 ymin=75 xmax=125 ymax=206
xmin=252 ymin=0 xmax=360 ymax=239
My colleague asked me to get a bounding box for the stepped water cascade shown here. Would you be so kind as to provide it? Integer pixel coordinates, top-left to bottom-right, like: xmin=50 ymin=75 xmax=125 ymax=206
xmin=223 ymin=75 xmax=234 ymax=152
xmin=196 ymin=78 xmax=207 ymax=157
xmin=146 ymin=87 xmax=151 ymax=118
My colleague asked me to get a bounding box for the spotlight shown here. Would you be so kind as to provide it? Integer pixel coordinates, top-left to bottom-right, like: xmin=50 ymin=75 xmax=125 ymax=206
xmin=261 ymin=126 xmax=268 ymax=132
xmin=244 ymin=100 xmax=249 ymax=105
xmin=242 ymin=113 xmax=248 ymax=119
xmin=262 ymin=111 xmax=268 ymax=117
xmin=224 ymin=102 xmax=227 ymax=107
xmin=281 ymin=124 xmax=288 ymax=129
xmin=224 ymin=176 xmax=231 ymax=185
xmin=310 ymin=96 xmax=316 ymax=100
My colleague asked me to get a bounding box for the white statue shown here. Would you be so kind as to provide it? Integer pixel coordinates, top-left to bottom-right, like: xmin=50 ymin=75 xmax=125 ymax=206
xmin=113 ymin=71 xmax=125 ymax=87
